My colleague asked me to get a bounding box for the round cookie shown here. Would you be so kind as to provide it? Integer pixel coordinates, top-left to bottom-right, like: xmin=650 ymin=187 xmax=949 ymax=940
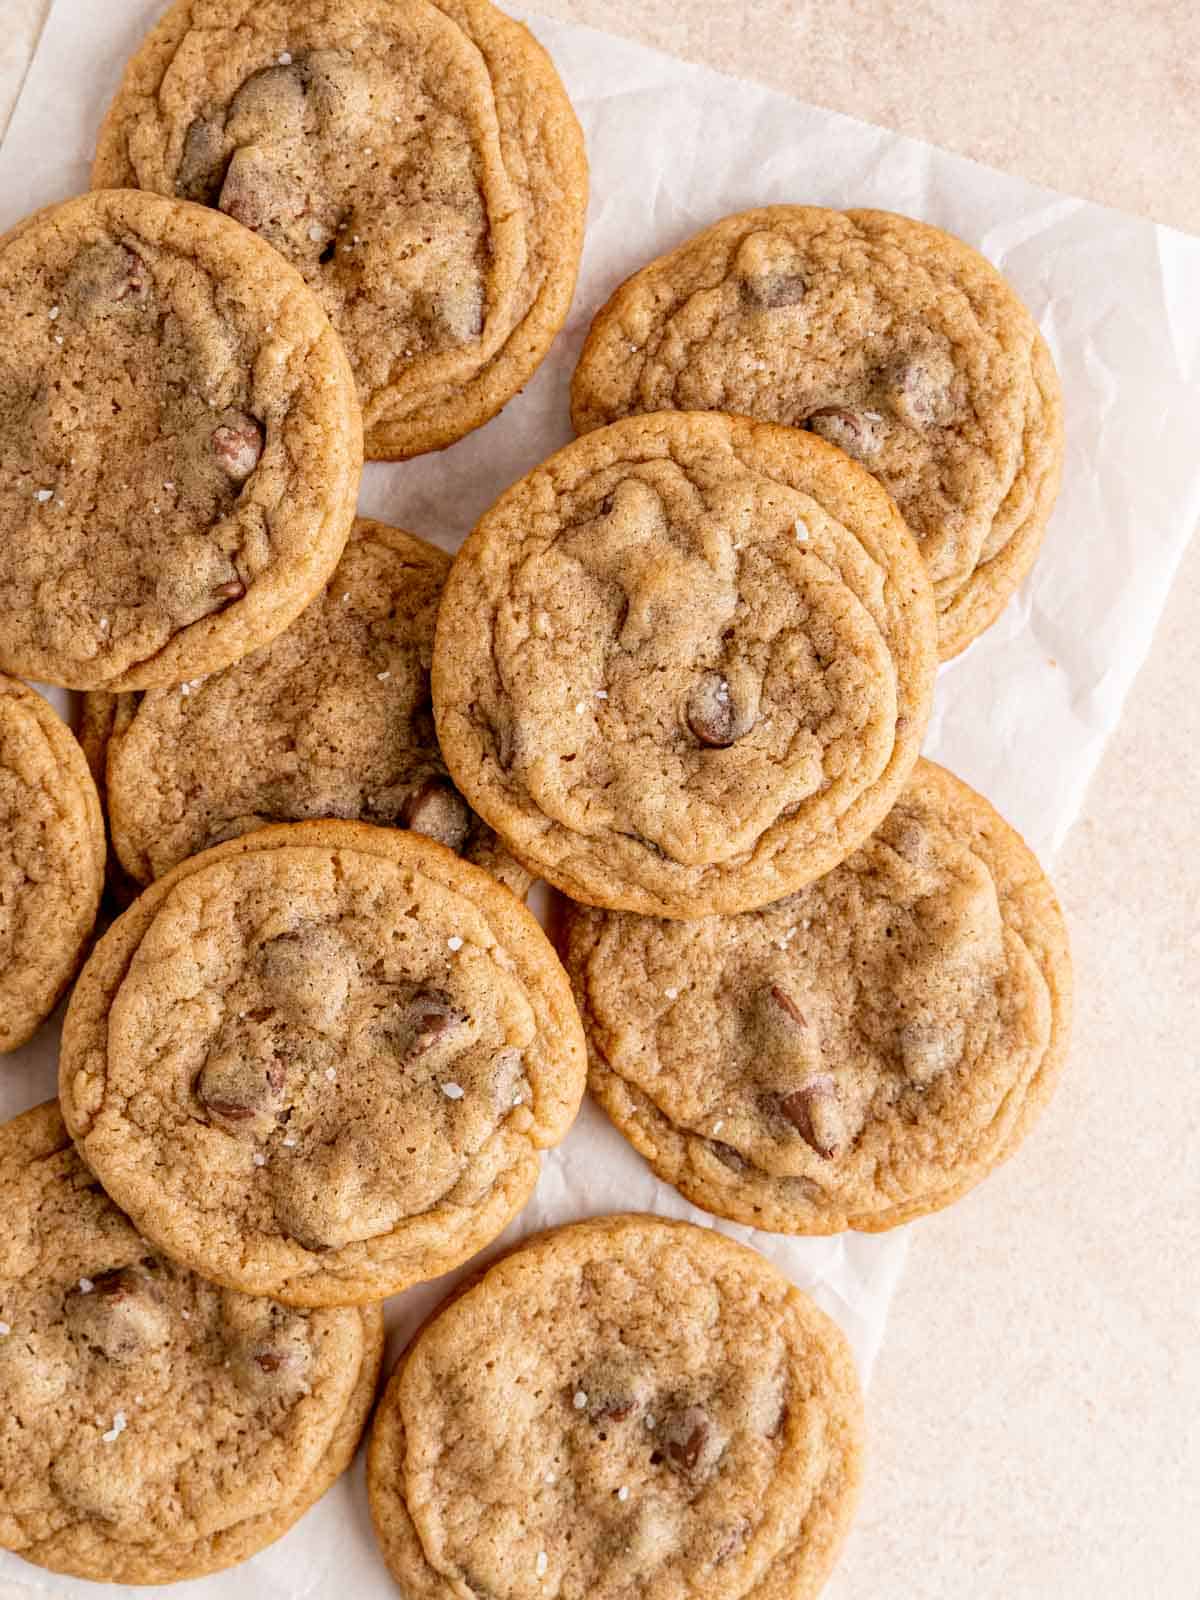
xmin=368 ymin=1214 xmax=863 ymax=1600
xmin=0 ymin=188 xmax=362 ymax=689
xmin=59 ymin=821 xmax=586 ymax=1306
xmin=93 ymin=0 xmax=588 ymax=461
xmin=0 ymin=675 xmax=105 ymax=1053
xmin=433 ymin=410 xmax=937 ymax=918
xmin=86 ymin=519 xmax=531 ymax=898
xmin=562 ymin=760 xmax=1073 ymax=1233
xmin=0 ymin=1101 xmax=383 ymax=1584
xmin=571 ymin=206 xmax=1064 ymax=660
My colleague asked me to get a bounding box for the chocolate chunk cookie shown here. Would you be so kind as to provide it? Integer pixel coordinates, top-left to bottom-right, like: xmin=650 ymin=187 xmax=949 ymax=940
xmin=562 ymin=761 xmax=1073 ymax=1232
xmin=93 ymin=0 xmax=588 ymax=460
xmin=0 ymin=675 xmax=105 ymax=1052
xmin=59 ymin=821 xmax=586 ymax=1305
xmin=0 ymin=1101 xmax=382 ymax=1583
xmin=0 ymin=189 xmax=361 ymax=689
xmin=83 ymin=519 xmax=530 ymax=898
xmin=368 ymin=1214 xmax=863 ymax=1600
xmin=433 ymin=411 xmax=937 ymax=918
xmin=571 ymin=207 xmax=1064 ymax=659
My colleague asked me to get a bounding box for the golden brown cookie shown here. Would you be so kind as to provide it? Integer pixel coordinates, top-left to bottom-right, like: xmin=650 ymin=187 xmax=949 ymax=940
xmin=571 ymin=207 xmax=1064 ymax=659
xmin=59 ymin=821 xmax=586 ymax=1306
xmin=0 ymin=676 xmax=105 ymax=1053
xmin=93 ymin=0 xmax=588 ymax=460
xmin=0 ymin=188 xmax=361 ymax=690
xmin=0 ymin=1101 xmax=383 ymax=1584
xmin=433 ymin=411 xmax=937 ymax=918
xmin=368 ymin=1214 xmax=863 ymax=1600
xmin=84 ymin=519 xmax=531 ymax=898
xmin=562 ymin=761 xmax=1073 ymax=1233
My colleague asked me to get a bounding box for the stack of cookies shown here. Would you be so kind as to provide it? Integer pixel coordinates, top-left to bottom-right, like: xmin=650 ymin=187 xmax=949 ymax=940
xmin=0 ymin=2 xmax=1071 ymax=1595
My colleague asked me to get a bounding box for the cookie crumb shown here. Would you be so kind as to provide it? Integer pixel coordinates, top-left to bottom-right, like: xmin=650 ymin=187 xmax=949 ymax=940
xmin=442 ymin=1081 xmax=465 ymax=1100
xmin=447 ymin=935 xmax=464 ymax=952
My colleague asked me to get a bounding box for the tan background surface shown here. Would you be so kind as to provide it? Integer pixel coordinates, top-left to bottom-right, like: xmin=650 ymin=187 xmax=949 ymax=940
xmin=2 ymin=1 xmax=1197 ymax=1594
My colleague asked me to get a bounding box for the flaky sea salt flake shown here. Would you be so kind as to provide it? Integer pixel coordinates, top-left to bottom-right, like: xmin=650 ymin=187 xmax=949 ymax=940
xmin=34 ymin=488 xmax=54 ymax=503
xmin=536 ymin=1552 xmax=548 ymax=1578
xmin=447 ymin=935 xmax=464 ymax=952
xmin=572 ymin=1390 xmax=588 ymax=1410
xmin=78 ymin=1278 xmax=95 ymax=1294
xmin=101 ymin=1410 xmax=127 ymax=1443
xmin=442 ymin=1081 xmax=465 ymax=1100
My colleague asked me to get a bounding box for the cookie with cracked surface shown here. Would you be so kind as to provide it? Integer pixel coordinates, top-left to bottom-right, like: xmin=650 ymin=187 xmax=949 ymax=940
xmin=59 ymin=820 xmax=586 ymax=1306
xmin=0 ymin=1101 xmax=383 ymax=1583
xmin=93 ymin=0 xmax=588 ymax=460
xmin=83 ymin=519 xmax=531 ymax=898
xmin=0 ymin=188 xmax=361 ymax=689
xmin=368 ymin=1214 xmax=863 ymax=1600
xmin=433 ymin=411 xmax=937 ymax=918
xmin=571 ymin=206 xmax=1064 ymax=660
xmin=562 ymin=760 xmax=1073 ymax=1233
xmin=0 ymin=675 xmax=105 ymax=1053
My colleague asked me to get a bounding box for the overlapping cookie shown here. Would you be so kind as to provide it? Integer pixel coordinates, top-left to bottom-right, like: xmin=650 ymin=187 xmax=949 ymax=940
xmin=59 ymin=822 xmax=586 ymax=1306
xmin=434 ymin=411 xmax=937 ymax=917
xmin=368 ymin=1215 xmax=863 ymax=1600
xmin=82 ymin=519 xmax=530 ymax=899
xmin=0 ymin=1101 xmax=383 ymax=1583
xmin=94 ymin=0 xmax=588 ymax=459
xmin=572 ymin=207 xmax=1064 ymax=658
xmin=1 ymin=676 xmax=105 ymax=1053
xmin=0 ymin=189 xmax=361 ymax=690
xmin=563 ymin=761 xmax=1072 ymax=1232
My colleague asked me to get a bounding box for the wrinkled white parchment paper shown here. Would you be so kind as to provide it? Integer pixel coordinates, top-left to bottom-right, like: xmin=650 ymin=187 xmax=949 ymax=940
xmin=2 ymin=2 xmax=1198 ymax=1594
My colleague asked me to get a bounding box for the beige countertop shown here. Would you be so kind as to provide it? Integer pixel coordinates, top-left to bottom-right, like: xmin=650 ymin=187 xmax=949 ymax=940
xmin=2 ymin=2 xmax=1197 ymax=1594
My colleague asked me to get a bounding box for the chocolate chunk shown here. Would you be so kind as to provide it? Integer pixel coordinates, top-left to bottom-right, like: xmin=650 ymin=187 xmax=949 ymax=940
xmin=686 ymin=671 xmax=757 ymax=748
xmin=177 ymin=114 xmax=229 ymax=203
xmin=401 ymin=777 xmax=472 ymax=854
xmin=64 ymin=1267 xmax=170 ymax=1362
xmin=804 ymin=407 xmax=883 ymax=461
xmin=742 ymin=271 xmax=806 ymax=309
xmin=211 ymin=414 xmax=263 ymax=481
xmin=404 ymin=988 xmax=469 ymax=1058
xmin=779 ymin=1075 xmax=843 ymax=1159
xmin=196 ymin=1053 xmax=285 ymax=1132
xmin=660 ymin=1404 xmax=711 ymax=1474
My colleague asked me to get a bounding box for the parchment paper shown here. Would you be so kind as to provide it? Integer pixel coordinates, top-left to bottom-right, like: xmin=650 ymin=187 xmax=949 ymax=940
xmin=1 ymin=2 xmax=1198 ymax=1595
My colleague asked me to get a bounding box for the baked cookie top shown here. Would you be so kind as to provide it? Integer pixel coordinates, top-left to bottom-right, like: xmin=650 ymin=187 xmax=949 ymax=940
xmin=433 ymin=411 xmax=937 ymax=918
xmin=0 ymin=189 xmax=361 ymax=690
xmin=0 ymin=1101 xmax=382 ymax=1584
xmin=89 ymin=518 xmax=530 ymax=897
xmin=571 ymin=207 xmax=1064 ymax=659
xmin=368 ymin=1214 xmax=863 ymax=1600
xmin=562 ymin=761 xmax=1073 ymax=1233
xmin=59 ymin=821 xmax=586 ymax=1306
xmin=0 ymin=675 xmax=105 ymax=1053
xmin=93 ymin=0 xmax=588 ymax=460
